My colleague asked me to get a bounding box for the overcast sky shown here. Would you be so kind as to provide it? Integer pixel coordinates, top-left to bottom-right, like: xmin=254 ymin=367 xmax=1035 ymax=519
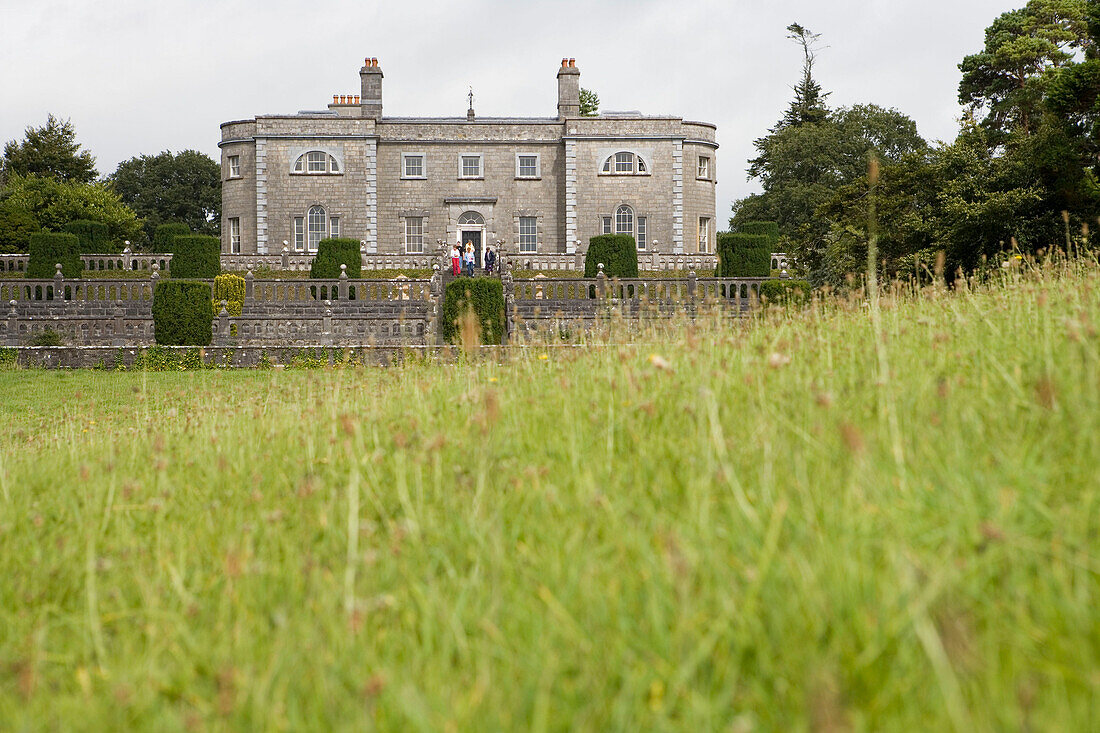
xmin=1 ymin=0 xmax=1021 ymax=222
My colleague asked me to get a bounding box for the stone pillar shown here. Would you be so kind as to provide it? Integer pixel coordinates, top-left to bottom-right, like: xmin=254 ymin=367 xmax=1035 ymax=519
xmin=53 ymin=263 xmax=63 ymax=301
xmin=245 ymin=270 xmax=254 ymax=300
xmin=282 ymin=245 xmax=290 ymax=270
xmin=216 ymin=301 xmax=229 ymax=346
xmin=338 ymin=264 xmax=349 ymax=301
xmin=597 ymin=263 xmax=607 ymax=299
xmin=112 ymin=301 xmax=126 ymax=347
xmin=6 ymin=300 xmax=17 ymax=346
xmin=321 ymin=301 xmax=333 ymax=346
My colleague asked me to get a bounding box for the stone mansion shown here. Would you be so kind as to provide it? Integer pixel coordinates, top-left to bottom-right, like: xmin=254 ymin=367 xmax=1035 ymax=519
xmin=219 ymin=58 xmax=718 ymax=267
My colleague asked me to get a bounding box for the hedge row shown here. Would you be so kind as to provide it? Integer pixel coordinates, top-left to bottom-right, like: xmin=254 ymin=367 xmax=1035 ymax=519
xmin=310 ymin=238 xmax=362 ymax=279
xmin=152 ymin=222 xmax=190 ymax=253
xmin=759 ymin=279 xmax=812 ymax=306
xmin=169 ymin=235 xmax=220 ymax=278
xmin=584 ymin=234 xmax=638 ymax=278
xmin=63 ymin=219 xmax=111 ymax=252
xmin=152 ymin=280 xmax=213 ymax=346
xmin=26 ymin=232 xmax=83 ymax=278
xmin=441 ymin=279 xmax=505 ymax=345
xmin=716 ymin=233 xmax=771 ymax=277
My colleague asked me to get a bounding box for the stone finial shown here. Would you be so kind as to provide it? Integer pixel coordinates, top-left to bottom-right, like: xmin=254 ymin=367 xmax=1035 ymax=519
xmin=283 ymin=244 xmax=289 ymax=253
xmin=219 ymin=299 xmax=229 ymax=317
xmin=123 ymin=245 xmax=131 ymax=255
xmin=8 ymin=299 xmax=16 ymax=316
xmin=339 ymin=263 xmax=348 ymax=277
xmin=689 ymin=270 xmax=696 ymax=278
xmin=432 ymin=263 xmax=439 ymax=271
xmin=597 ymin=263 xmax=605 ymax=273
xmin=151 ymin=262 xmax=159 ymax=273
xmin=55 ymin=263 xmax=63 ymax=275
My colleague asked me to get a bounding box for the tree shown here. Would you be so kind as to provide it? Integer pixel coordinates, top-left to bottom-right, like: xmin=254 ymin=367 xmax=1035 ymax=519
xmin=958 ymin=0 xmax=1090 ymax=137
xmin=733 ymin=104 xmax=927 ymax=281
xmin=2 ymin=114 xmax=98 ymax=184
xmin=748 ymin=23 xmax=830 ymax=179
xmin=107 ymin=150 xmax=221 ymax=244
xmin=0 ymin=200 xmax=40 ymax=254
xmin=1 ymin=173 xmax=142 ymax=250
xmin=579 ymin=88 xmax=600 ymax=117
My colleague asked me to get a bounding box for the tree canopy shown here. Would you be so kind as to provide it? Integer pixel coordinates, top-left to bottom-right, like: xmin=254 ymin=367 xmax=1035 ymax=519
xmin=107 ymin=150 xmax=221 ymax=244
xmin=579 ymin=88 xmax=600 ymax=117
xmin=1 ymin=173 xmax=142 ymax=251
xmin=2 ymin=114 xmax=98 ymax=184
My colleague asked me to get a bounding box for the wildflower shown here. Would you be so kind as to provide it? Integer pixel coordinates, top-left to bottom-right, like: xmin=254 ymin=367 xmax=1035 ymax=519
xmin=768 ymin=352 xmax=791 ymax=369
xmin=539 ymin=354 xmax=549 ymax=360
xmin=649 ymin=353 xmax=672 ymax=371
xmin=488 ymin=377 xmax=498 ymax=382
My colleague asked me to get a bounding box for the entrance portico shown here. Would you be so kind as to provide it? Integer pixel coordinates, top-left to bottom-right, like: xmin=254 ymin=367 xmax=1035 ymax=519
xmin=445 ymin=197 xmax=497 ymax=268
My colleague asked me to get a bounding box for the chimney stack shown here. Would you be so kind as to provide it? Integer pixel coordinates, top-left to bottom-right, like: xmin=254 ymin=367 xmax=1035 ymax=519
xmin=360 ymin=57 xmax=383 ymax=120
xmin=557 ymin=58 xmax=580 ymax=118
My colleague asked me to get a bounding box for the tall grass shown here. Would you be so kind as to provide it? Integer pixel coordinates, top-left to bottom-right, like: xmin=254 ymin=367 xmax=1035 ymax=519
xmin=0 ymin=256 xmax=1097 ymax=730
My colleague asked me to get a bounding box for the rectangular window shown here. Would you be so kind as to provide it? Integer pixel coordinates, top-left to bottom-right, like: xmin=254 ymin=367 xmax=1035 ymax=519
xmin=697 ymin=156 xmax=710 ymax=180
xmin=519 ymin=216 xmax=537 ymax=252
xmin=293 ymin=217 xmax=305 ymax=251
xmin=405 ymin=217 xmax=424 ymax=253
xmin=228 ymin=155 xmax=240 ymax=178
xmin=229 ymin=217 xmax=240 ymax=253
xmin=698 ymin=217 xmax=711 ymax=253
xmin=329 ymin=216 xmax=340 ymax=239
xmin=307 ymin=151 xmax=327 ymax=173
xmin=403 ymin=154 xmax=424 ymax=178
xmin=602 ymin=216 xmax=613 ymax=234
xmin=517 ymin=154 xmax=539 ymax=178
xmin=637 ymin=216 xmax=646 ymax=250
xmin=460 ymin=155 xmax=482 ymax=178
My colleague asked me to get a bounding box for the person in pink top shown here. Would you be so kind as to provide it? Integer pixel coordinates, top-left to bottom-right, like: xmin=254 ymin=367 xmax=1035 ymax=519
xmin=450 ymin=243 xmax=461 ymax=276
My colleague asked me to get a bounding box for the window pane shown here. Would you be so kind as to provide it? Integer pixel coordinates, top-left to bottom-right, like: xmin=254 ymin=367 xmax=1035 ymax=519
xmin=405 ymin=155 xmax=423 ymax=177
xmin=602 ymin=158 xmax=611 ymax=173
xmin=229 ymin=156 xmax=240 ymax=177
xmin=307 ymin=151 xmax=327 ymax=172
xmin=698 ymin=217 xmax=710 ymax=252
xmin=461 ymin=156 xmax=481 ymax=176
xmin=602 ymin=216 xmax=612 ymax=234
xmin=405 ymin=217 xmax=423 ymax=253
xmin=637 ymin=216 xmax=646 ymax=250
xmin=637 ymin=157 xmax=646 ymax=172
xmin=308 ymin=206 xmax=326 ymax=250
xmin=330 ymin=156 xmax=340 ymax=172
xmin=698 ymin=156 xmax=708 ymax=178
xmin=519 ymin=155 xmax=537 ymax=177
xmin=230 ymin=218 xmax=241 ymax=253
xmin=330 ymin=217 xmax=339 ymax=239
xmin=616 ymin=205 xmax=633 ymax=235
xmin=615 ymin=152 xmax=633 ymax=172
xmin=294 ymin=217 xmax=305 ymax=251
xmin=293 ymin=156 xmax=304 ymax=172
xmin=519 ymin=216 xmax=537 ymax=252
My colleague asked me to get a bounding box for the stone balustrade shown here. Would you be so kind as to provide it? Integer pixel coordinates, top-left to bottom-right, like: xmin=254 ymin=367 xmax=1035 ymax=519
xmin=0 ymin=250 xmax=172 ymax=274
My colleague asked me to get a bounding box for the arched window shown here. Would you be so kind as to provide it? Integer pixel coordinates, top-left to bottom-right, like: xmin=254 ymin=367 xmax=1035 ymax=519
xmin=458 ymin=211 xmax=484 ymax=226
xmin=601 ymin=151 xmax=648 ymax=175
xmin=307 ymin=205 xmax=327 ymax=250
xmin=615 ymin=205 xmax=634 ymax=235
xmin=292 ymin=151 xmax=341 ymax=174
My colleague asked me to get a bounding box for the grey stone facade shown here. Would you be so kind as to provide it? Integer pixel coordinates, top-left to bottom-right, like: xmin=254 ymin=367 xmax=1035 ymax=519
xmin=219 ymin=58 xmax=717 ymax=262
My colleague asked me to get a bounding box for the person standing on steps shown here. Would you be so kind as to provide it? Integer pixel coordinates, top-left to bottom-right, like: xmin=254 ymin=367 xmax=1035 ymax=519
xmin=450 ymin=243 xmax=461 ymax=277
xmin=463 ymin=242 xmax=476 ymax=277
xmin=484 ymin=244 xmax=496 ymax=276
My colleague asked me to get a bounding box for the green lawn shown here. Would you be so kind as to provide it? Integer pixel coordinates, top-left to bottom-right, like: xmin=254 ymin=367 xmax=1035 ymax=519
xmin=1 ymin=260 xmax=1098 ymax=730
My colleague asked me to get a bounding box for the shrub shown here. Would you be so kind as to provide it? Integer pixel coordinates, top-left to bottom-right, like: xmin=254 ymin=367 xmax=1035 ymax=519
xmin=63 ymin=219 xmax=111 ymax=252
xmin=310 ymin=238 xmax=362 ymax=279
xmin=736 ymin=221 xmax=780 ymax=244
xmin=759 ymin=279 xmax=812 ymax=307
xmin=26 ymin=232 xmax=82 ymax=278
xmin=169 ymin=235 xmax=220 ymax=278
xmin=213 ymin=273 xmax=246 ymax=316
xmin=152 ymin=280 xmax=213 ymax=345
xmin=28 ymin=328 xmax=63 ymax=346
xmin=152 ymin=222 xmax=190 ymax=253
xmin=0 ymin=201 xmax=39 ymax=253
xmin=715 ymin=233 xmax=771 ymax=277
xmin=441 ymin=278 xmax=505 ymax=345
xmin=584 ymin=234 xmax=638 ymax=278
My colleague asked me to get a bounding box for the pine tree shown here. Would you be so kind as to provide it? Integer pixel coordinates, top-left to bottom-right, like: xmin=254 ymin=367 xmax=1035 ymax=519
xmin=2 ymin=114 xmax=98 ymax=184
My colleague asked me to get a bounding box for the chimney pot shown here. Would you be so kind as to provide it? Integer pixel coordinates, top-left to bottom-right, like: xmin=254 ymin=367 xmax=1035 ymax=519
xmin=364 ymin=57 xmax=370 ymax=67
xmin=333 ymin=95 xmax=339 ymax=104
xmin=569 ymin=58 xmax=575 ymax=67
xmin=561 ymin=58 xmax=567 ymax=68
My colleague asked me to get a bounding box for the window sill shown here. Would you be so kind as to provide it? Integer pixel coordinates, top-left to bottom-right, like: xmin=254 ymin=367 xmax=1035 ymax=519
xmin=401 ymin=176 xmax=427 ymax=180
xmin=458 ymin=176 xmax=484 ymax=181
xmin=226 ymin=175 xmax=242 ymax=181
xmin=515 ymin=176 xmax=542 ymax=181
xmin=696 ymin=176 xmax=712 ymax=182
xmin=290 ymin=172 xmax=343 ymax=176
xmin=598 ymin=172 xmax=651 ymax=177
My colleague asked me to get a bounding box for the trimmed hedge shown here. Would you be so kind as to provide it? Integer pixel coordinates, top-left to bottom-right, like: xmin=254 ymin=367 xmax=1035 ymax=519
xmin=716 ymin=233 xmax=771 ymax=277
xmin=736 ymin=221 xmax=780 ymax=244
xmin=170 ymin=235 xmax=221 ymax=278
xmin=584 ymin=234 xmax=638 ymax=278
xmin=152 ymin=222 xmax=190 ymax=253
xmin=213 ymin=273 xmax=246 ymax=317
xmin=26 ymin=232 xmax=83 ymax=278
xmin=152 ymin=280 xmax=213 ymax=346
xmin=63 ymin=219 xmax=112 ymax=252
xmin=759 ymin=279 xmax=812 ymax=307
xmin=0 ymin=202 xmax=40 ymax=254
xmin=310 ymin=238 xmax=362 ymax=279
xmin=441 ymin=278 xmax=505 ymax=345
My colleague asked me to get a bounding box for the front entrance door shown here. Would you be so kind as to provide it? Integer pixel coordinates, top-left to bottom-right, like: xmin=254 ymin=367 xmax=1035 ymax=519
xmin=460 ymin=230 xmax=483 ymax=268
